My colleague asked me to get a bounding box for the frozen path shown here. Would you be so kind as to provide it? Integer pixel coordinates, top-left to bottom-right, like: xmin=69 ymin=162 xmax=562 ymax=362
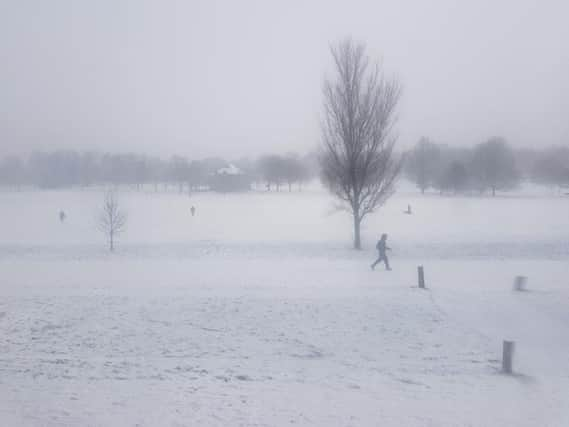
xmin=1 ymin=254 xmax=568 ymax=426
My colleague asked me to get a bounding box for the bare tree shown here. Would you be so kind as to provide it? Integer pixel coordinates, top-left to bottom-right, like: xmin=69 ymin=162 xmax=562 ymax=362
xmin=404 ymin=137 xmax=442 ymax=194
xmin=0 ymin=155 xmax=25 ymax=190
xmin=438 ymin=160 xmax=469 ymax=194
xmin=320 ymin=38 xmax=402 ymax=249
xmin=531 ymin=146 xmax=569 ymax=190
xmin=257 ymin=155 xmax=286 ymax=191
xmin=470 ymin=137 xmax=519 ymax=196
xmin=98 ymin=191 xmax=127 ymax=252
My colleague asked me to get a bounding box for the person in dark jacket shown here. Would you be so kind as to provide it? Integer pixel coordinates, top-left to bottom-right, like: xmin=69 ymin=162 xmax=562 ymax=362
xmin=371 ymin=233 xmax=391 ymax=271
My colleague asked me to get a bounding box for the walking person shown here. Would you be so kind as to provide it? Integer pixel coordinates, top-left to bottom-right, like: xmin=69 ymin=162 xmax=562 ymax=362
xmin=190 ymin=206 xmax=196 ymax=217
xmin=371 ymin=233 xmax=392 ymax=271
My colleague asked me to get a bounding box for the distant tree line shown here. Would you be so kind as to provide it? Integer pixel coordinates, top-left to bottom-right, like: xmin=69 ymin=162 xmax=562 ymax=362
xmin=404 ymin=137 xmax=569 ymax=195
xmin=255 ymin=154 xmax=315 ymax=191
xmin=0 ymin=150 xmax=318 ymax=192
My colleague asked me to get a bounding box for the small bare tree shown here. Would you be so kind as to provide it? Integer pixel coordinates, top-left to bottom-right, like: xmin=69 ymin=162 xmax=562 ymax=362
xmin=98 ymin=191 xmax=127 ymax=252
xmin=320 ymin=38 xmax=402 ymax=249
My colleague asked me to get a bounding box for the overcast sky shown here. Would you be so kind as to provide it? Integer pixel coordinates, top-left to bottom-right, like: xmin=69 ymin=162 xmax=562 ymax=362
xmin=1 ymin=0 xmax=568 ymax=159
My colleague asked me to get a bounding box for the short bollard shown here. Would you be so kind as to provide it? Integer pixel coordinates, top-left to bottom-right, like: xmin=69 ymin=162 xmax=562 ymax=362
xmin=418 ymin=266 xmax=425 ymax=289
xmin=502 ymin=340 xmax=515 ymax=374
xmin=513 ymin=276 xmax=527 ymax=291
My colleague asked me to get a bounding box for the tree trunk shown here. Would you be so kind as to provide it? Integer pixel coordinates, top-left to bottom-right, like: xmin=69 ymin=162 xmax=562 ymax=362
xmin=110 ymin=232 xmax=114 ymax=252
xmin=492 ymin=186 xmax=496 ymax=197
xmin=353 ymin=215 xmax=362 ymax=250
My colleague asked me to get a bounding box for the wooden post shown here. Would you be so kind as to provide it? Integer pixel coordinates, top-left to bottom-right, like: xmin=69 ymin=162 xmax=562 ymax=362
xmin=502 ymin=340 xmax=515 ymax=374
xmin=513 ymin=276 xmax=527 ymax=291
xmin=418 ymin=266 xmax=425 ymax=289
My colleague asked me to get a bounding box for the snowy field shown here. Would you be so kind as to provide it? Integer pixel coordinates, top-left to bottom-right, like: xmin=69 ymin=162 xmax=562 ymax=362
xmin=1 ymin=185 xmax=569 ymax=426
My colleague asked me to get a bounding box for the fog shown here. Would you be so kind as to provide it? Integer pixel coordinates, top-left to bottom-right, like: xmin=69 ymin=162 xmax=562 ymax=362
xmin=1 ymin=0 xmax=568 ymax=159
xmin=2 ymin=2 xmax=569 ymax=426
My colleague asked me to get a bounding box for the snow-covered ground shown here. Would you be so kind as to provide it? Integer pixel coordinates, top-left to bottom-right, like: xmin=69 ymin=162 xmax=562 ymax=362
xmin=1 ymin=185 xmax=568 ymax=426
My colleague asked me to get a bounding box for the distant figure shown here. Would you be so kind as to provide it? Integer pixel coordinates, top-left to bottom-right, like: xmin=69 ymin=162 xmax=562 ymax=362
xmin=371 ymin=233 xmax=392 ymax=271
xmin=404 ymin=204 xmax=412 ymax=215
xmin=59 ymin=210 xmax=66 ymax=223
xmin=190 ymin=206 xmax=196 ymax=217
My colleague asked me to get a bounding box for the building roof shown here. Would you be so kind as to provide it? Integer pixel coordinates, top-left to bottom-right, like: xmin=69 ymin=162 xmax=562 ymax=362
xmin=216 ymin=164 xmax=243 ymax=176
